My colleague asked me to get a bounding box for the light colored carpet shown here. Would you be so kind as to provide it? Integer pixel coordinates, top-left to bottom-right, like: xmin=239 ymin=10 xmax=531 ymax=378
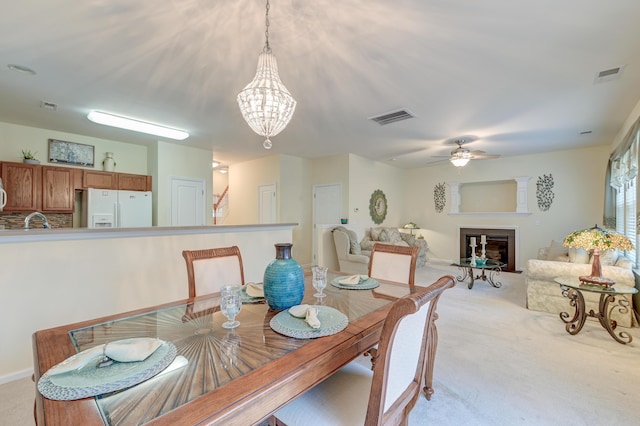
xmin=3 ymin=262 xmax=638 ymax=425
xmin=409 ymin=262 xmax=640 ymax=426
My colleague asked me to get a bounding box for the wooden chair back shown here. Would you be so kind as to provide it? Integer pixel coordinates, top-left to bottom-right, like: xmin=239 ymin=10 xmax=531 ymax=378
xmin=366 ymin=275 xmax=454 ymax=425
xmin=368 ymin=243 xmax=419 ymax=289
xmin=182 ymin=246 xmax=245 ymax=298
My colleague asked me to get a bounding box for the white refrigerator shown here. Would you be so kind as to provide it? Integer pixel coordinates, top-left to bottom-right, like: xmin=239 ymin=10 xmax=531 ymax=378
xmin=82 ymin=188 xmax=152 ymax=228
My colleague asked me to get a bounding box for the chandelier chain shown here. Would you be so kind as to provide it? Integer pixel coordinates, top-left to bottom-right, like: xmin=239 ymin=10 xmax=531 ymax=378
xmin=263 ymin=0 xmax=271 ymax=53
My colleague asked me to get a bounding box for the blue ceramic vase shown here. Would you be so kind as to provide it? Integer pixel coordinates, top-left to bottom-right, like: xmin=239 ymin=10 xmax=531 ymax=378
xmin=263 ymin=243 xmax=304 ymax=310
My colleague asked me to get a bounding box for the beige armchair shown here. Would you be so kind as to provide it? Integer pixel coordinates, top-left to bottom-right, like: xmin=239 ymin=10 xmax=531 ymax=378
xmin=332 ymin=227 xmax=369 ymax=274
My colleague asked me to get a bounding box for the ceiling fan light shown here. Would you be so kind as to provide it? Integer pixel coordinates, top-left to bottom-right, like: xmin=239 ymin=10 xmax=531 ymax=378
xmin=450 ymin=157 xmax=470 ymax=167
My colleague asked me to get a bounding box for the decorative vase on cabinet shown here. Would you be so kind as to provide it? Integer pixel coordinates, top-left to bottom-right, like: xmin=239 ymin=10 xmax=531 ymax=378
xmin=263 ymin=243 xmax=304 ymax=310
xmin=103 ymin=152 xmax=115 ymax=171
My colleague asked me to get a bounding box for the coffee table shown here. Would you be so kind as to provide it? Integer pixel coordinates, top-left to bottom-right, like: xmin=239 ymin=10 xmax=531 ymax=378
xmin=554 ymin=276 xmax=638 ymax=344
xmin=454 ymin=258 xmax=505 ymax=289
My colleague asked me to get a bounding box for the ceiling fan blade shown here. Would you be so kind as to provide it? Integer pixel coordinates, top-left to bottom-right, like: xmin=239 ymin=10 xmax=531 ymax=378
xmin=470 ymin=154 xmax=501 ymax=159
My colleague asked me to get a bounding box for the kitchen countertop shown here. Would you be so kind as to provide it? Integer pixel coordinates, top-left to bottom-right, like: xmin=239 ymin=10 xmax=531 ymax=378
xmin=0 ymin=223 xmax=297 ymax=244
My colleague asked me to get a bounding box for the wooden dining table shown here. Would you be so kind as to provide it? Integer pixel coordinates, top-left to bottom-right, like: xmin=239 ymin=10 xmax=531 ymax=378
xmin=32 ymin=272 xmax=411 ymax=425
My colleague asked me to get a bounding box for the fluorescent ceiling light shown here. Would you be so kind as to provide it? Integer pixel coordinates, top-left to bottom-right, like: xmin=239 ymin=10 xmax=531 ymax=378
xmin=87 ymin=111 xmax=189 ymax=140
xmin=219 ymin=168 xmax=228 ymax=174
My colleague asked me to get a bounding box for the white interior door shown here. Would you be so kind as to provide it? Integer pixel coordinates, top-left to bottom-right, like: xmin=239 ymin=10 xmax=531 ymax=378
xmin=313 ymin=183 xmax=342 ymax=263
xmin=258 ymin=183 xmax=277 ymax=224
xmin=171 ymin=177 xmax=205 ymax=226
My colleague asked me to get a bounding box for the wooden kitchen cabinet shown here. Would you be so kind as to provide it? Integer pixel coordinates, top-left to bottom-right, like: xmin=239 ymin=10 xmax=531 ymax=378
xmin=117 ymin=173 xmax=152 ymax=191
xmin=82 ymin=170 xmax=116 ymax=189
xmin=0 ymin=162 xmax=41 ymax=211
xmin=41 ymin=166 xmax=74 ymax=212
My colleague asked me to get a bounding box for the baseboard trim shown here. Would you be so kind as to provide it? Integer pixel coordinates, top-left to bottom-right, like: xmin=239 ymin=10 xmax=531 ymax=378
xmin=0 ymin=368 xmax=33 ymax=385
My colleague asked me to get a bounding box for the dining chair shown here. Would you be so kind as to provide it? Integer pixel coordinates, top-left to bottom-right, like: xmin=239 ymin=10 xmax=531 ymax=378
xmin=367 ymin=243 xmax=420 ymax=302
xmin=272 ymin=275 xmax=455 ymax=426
xmin=182 ymin=245 xmax=245 ymax=297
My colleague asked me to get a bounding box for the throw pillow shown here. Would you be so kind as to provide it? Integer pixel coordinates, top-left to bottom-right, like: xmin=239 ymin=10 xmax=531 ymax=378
xmin=546 ymin=240 xmax=568 ymax=261
xmin=568 ymin=247 xmax=590 ymax=264
xmin=615 ymin=256 xmax=633 ymax=269
xmin=369 ymin=227 xmax=382 ymax=241
xmin=379 ymin=230 xmax=389 ymax=242
xmin=385 ymin=228 xmax=402 ymax=243
xmin=346 ymin=229 xmax=361 ymax=255
xmin=400 ymin=232 xmax=416 ymax=246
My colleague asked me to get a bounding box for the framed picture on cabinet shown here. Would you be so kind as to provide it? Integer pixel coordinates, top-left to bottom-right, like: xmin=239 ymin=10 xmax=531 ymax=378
xmin=48 ymin=139 xmax=95 ymax=167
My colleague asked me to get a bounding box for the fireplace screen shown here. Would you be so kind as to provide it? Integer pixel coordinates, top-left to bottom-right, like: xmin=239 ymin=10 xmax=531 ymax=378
xmin=460 ymin=228 xmax=516 ymax=272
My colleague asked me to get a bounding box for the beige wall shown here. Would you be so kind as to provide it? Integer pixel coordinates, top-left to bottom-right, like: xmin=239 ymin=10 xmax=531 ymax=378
xmin=227 ymin=155 xmax=280 ymax=225
xmin=404 ymin=145 xmax=608 ymax=267
xmin=311 ymin=154 xmax=350 ymax=217
xmin=0 ymin=121 xmax=216 ymax=227
xmin=226 ymin=155 xmax=312 ymax=265
xmin=280 ymin=155 xmax=312 ymax=264
xmin=0 ymin=121 xmax=148 ymax=174
xmin=348 ymin=154 xmax=406 ymax=238
xmin=0 ymin=225 xmax=293 ymax=382
xmin=154 ymin=141 xmax=213 ymax=226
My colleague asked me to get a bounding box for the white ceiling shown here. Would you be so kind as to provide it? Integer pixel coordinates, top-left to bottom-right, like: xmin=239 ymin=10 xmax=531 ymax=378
xmin=1 ymin=0 xmax=640 ymax=168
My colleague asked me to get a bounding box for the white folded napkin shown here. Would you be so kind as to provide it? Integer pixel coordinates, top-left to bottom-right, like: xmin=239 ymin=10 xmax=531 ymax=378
xmin=305 ymin=307 xmax=321 ymax=329
xmin=338 ymin=274 xmax=368 ymax=285
xmin=46 ymin=338 xmax=163 ymax=376
xmin=245 ymin=282 xmax=264 ymax=298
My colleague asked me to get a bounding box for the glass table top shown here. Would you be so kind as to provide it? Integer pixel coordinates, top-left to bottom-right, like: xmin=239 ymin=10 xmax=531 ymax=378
xmin=67 ymin=272 xmax=396 ymax=425
xmin=454 ymin=258 xmax=505 ymax=269
xmin=553 ymin=276 xmax=639 ymax=295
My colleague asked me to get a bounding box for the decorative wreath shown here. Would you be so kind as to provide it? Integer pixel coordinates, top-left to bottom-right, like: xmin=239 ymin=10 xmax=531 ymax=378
xmin=369 ymin=190 xmax=388 ymax=224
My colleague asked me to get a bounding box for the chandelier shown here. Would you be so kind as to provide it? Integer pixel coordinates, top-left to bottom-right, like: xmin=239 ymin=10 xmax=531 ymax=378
xmin=237 ymin=0 xmax=296 ymax=149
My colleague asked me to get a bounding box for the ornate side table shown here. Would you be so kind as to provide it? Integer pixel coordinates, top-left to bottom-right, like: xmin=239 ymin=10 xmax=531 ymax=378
xmin=554 ymin=276 xmax=638 ymax=344
xmin=454 ymin=258 xmax=505 ymax=289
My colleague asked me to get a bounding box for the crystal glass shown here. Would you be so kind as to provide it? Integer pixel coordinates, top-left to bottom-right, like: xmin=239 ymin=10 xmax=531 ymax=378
xmin=312 ymin=266 xmax=328 ymax=298
xmin=220 ymin=285 xmax=242 ymax=329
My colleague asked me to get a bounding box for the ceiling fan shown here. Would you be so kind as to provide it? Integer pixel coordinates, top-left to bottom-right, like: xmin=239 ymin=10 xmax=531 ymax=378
xmin=435 ymin=139 xmax=500 ymax=167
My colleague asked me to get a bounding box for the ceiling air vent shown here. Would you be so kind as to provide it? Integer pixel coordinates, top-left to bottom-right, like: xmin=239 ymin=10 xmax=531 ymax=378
xmin=594 ymin=65 xmax=625 ymax=83
xmin=40 ymin=101 xmax=57 ymax=110
xmin=369 ymin=109 xmax=415 ymax=125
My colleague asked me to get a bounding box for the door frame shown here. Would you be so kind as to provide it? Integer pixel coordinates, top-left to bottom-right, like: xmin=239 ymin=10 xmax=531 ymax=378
xmin=312 ymin=183 xmax=342 ymax=264
xmin=170 ymin=176 xmax=205 ymax=226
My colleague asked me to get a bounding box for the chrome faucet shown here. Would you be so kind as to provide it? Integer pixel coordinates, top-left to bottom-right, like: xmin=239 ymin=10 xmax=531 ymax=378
xmin=24 ymin=212 xmax=50 ymax=229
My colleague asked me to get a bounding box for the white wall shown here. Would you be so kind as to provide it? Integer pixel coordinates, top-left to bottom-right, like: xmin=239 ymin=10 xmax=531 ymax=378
xmin=0 ymin=225 xmax=293 ymax=382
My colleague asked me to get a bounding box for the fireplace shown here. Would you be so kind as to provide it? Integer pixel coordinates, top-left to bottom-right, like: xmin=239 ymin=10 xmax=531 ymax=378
xmin=459 ymin=227 xmax=517 ymax=272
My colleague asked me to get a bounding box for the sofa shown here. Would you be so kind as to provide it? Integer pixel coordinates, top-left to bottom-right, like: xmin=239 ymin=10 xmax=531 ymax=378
xmin=526 ymin=240 xmax=637 ymax=328
xmin=360 ymin=227 xmax=428 ymax=267
xmin=332 ymin=227 xmax=370 ymax=274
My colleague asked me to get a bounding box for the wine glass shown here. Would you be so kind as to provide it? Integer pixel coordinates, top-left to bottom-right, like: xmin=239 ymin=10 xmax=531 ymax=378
xmin=220 ymin=285 xmax=242 ymax=329
xmin=312 ymin=266 xmax=328 ymax=298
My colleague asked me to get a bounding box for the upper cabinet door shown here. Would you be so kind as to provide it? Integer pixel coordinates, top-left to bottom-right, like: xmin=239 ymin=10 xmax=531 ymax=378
xmin=42 ymin=166 xmax=74 ymax=212
xmin=117 ymin=173 xmax=152 ymax=191
xmin=82 ymin=170 xmax=117 ymax=189
xmin=0 ymin=162 xmax=41 ymax=211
